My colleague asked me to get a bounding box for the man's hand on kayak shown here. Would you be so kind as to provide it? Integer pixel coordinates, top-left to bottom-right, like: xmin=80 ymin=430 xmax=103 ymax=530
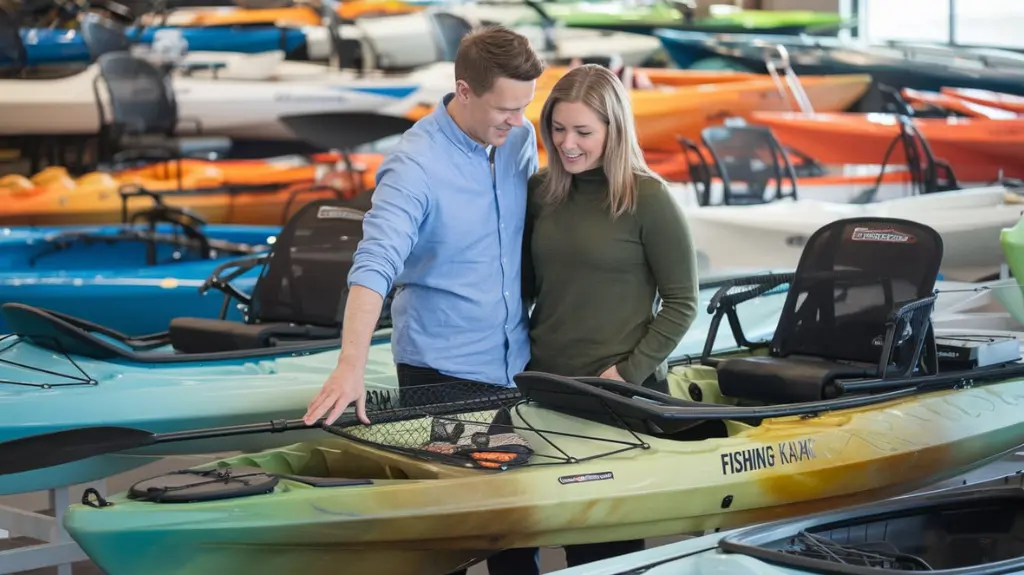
xmin=304 ymin=286 xmax=385 ymax=427
xmin=304 ymin=363 xmax=371 ymax=427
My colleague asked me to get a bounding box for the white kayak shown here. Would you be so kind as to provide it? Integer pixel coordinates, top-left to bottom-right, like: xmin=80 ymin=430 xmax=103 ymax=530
xmin=0 ymin=49 xmax=453 ymax=139
xmin=674 ymin=184 xmax=1024 ymax=283
xmin=148 ymin=4 xmax=665 ymax=66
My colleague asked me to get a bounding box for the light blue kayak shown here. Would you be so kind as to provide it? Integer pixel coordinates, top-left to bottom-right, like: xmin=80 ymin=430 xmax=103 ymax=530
xmin=11 ymin=25 xmax=308 ymax=67
xmin=0 ymin=219 xmax=278 ymax=336
xmin=550 ymin=471 xmax=1024 ymax=574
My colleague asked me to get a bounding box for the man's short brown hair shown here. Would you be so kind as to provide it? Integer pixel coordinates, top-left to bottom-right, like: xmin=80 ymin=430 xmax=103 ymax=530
xmin=454 ymin=25 xmax=545 ymax=95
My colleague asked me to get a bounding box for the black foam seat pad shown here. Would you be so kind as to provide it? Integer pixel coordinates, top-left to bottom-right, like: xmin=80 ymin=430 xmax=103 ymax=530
xmin=716 ymin=355 xmax=875 ymax=403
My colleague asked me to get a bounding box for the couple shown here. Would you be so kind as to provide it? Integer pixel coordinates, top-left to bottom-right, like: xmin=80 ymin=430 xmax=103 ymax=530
xmin=303 ymin=25 xmax=700 ymax=574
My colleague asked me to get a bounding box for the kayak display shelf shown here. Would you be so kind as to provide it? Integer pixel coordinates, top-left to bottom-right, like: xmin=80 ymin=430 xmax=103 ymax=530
xmin=4 ymin=217 xmax=1024 ymax=573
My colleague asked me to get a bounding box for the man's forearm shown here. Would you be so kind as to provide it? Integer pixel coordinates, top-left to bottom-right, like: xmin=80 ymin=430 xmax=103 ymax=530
xmin=336 ymin=285 xmax=386 ymax=372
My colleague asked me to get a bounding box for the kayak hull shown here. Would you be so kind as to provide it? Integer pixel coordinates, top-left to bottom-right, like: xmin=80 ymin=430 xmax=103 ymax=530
xmin=528 ymin=73 xmax=871 ymax=153
xmin=748 ymin=111 xmax=1024 ymax=183
xmin=16 ymin=25 xmax=310 ymax=67
xmin=0 ymin=56 xmax=449 ymax=138
xmin=0 ymin=337 xmax=397 ymax=496
xmin=0 ymin=222 xmax=278 ymax=334
xmin=654 ymin=29 xmax=1024 ymax=101
xmin=0 ymin=155 xmax=381 ymax=226
xmin=683 ymin=185 xmax=1023 ymax=282
xmin=62 ymin=342 xmax=1024 ymax=574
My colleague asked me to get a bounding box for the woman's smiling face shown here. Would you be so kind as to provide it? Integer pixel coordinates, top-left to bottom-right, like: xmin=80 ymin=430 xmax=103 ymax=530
xmin=550 ymin=100 xmax=607 ymax=174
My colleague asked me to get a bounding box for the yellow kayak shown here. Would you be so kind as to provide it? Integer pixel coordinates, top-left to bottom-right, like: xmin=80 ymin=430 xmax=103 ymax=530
xmin=57 ymin=216 xmax=1024 ymax=574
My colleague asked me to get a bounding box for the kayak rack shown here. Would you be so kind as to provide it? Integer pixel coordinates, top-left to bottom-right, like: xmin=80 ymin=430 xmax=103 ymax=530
xmin=757 ymin=43 xmax=815 ymax=115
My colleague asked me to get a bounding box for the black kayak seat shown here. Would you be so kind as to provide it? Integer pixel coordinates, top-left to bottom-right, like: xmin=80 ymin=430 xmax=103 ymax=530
xmin=713 ymin=217 xmax=943 ymax=403
xmin=166 ymin=318 xmax=339 ymax=354
xmin=164 ymin=198 xmax=366 ymax=354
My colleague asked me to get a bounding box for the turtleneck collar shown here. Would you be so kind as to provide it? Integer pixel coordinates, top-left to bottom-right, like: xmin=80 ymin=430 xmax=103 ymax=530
xmin=571 ymin=166 xmax=608 ymax=191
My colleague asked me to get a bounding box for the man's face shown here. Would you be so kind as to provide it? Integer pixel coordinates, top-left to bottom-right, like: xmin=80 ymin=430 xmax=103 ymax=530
xmin=456 ymin=77 xmax=536 ymax=147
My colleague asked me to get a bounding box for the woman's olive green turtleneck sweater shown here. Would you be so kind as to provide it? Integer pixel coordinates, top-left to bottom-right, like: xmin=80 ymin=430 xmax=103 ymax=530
xmin=522 ymin=166 xmax=699 ymax=385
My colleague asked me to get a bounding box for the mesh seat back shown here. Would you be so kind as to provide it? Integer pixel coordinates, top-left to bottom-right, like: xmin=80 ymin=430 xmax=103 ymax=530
xmin=701 ymin=125 xmax=798 ymax=204
xmin=79 ymin=13 xmax=133 ymax=62
xmin=96 ymin=51 xmax=178 ymax=135
xmin=0 ymin=9 xmax=26 ymax=73
xmin=770 ymin=217 xmax=943 ymax=365
xmin=248 ymin=199 xmax=366 ymax=328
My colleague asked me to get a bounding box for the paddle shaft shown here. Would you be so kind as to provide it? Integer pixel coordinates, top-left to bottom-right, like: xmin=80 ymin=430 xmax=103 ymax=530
xmin=150 ymin=417 xmax=323 ymax=445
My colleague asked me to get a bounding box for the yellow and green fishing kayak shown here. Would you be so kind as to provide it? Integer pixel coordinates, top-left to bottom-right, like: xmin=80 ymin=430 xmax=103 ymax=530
xmin=52 ymin=217 xmax=1024 ymax=574
xmin=59 ymin=344 xmax=1024 ymax=575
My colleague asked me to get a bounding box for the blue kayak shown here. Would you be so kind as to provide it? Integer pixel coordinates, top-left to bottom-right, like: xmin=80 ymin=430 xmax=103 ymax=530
xmin=13 ymin=24 xmax=308 ymax=66
xmin=654 ymin=28 xmax=1024 ymax=100
xmin=0 ymin=219 xmax=278 ymax=335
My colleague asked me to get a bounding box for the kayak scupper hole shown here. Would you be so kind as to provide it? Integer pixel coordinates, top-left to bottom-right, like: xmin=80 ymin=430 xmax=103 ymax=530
xmin=688 ymin=383 xmax=703 ymax=402
xmin=721 ymin=495 xmax=733 ymax=509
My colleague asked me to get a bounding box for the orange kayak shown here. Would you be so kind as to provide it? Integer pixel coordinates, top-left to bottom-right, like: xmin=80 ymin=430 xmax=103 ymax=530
xmin=747 ymin=111 xmax=1024 ymax=182
xmin=0 ymin=153 xmax=382 ymax=227
xmin=141 ymin=1 xmax=420 ymax=27
xmin=408 ymin=71 xmax=872 ymax=153
xmin=900 ymin=88 xmax=1019 ymax=120
xmin=940 ymin=87 xmax=1024 ymax=115
xmin=551 ymin=73 xmax=871 ymax=153
xmin=537 ymin=67 xmax=761 ymax=91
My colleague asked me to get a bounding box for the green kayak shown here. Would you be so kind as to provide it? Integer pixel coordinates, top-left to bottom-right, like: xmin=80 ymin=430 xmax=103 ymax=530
xmin=535 ymin=1 xmax=846 ymax=36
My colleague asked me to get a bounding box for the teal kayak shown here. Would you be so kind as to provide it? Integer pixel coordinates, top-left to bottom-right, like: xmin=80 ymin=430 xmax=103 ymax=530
xmin=0 ymin=198 xmax=389 ymax=496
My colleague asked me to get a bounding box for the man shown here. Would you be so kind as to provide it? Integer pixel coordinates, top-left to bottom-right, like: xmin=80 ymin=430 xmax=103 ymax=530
xmin=303 ymin=24 xmax=545 ymax=575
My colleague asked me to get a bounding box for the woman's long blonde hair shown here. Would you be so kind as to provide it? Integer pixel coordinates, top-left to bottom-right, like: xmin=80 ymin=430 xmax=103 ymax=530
xmin=537 ymin=64 xmax=661 ymax=218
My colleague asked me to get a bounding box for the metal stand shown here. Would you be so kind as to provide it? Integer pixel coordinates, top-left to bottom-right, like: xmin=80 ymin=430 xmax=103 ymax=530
xmin=0 ymin=480 xmax=106 ymax=574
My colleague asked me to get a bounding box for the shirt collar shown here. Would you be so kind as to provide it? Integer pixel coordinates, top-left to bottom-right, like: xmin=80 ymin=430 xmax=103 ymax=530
xmin=433 ymin=93 xmax=491 ymax=158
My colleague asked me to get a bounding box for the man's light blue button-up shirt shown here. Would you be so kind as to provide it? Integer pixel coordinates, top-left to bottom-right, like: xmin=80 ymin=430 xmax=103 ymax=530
xmin=347 ymin=93 xmax=538 ymax=387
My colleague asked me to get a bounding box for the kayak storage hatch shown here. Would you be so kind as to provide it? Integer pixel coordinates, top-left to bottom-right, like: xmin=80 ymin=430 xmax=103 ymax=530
xmin=48 ymin=216 xmax=1024 ymax=575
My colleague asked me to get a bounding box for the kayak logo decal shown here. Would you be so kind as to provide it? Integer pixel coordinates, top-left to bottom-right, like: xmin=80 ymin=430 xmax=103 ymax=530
xmin=317 ymin=206 xmax=363 ymax=220
xmin=720 ymin=438 xmax=816 ymax=475
xmin=850 ymin=226 xmax=916 ymax=244
xmin=558 ymin=471 xmax=613 ymax=485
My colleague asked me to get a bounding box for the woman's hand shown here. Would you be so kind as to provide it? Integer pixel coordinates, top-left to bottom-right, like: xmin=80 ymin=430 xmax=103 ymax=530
xmin=599 ymin=365 xmax=625 ymax=381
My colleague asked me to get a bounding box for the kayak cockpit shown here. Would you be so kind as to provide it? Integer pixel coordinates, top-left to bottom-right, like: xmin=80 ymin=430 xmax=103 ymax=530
xmin=0 ymin=198 xmax=390 ymax=368
xmin=715 ymin=475 xmax=1024 ymax=573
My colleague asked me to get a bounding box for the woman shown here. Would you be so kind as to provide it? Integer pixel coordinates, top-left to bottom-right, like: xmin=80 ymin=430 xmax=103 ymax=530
xmin=522 ymin=63 xmax=700 ymax=567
